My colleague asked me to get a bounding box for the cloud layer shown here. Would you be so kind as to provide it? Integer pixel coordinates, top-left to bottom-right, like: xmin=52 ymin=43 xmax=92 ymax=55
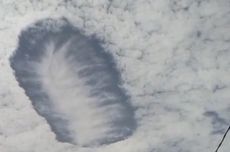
xmin=0 ymin=0 xmax=229 ymax=152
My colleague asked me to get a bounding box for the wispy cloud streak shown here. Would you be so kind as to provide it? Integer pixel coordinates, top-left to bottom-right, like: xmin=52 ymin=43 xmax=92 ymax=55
xmin=10 ymin=21 xmax=136 ymax=147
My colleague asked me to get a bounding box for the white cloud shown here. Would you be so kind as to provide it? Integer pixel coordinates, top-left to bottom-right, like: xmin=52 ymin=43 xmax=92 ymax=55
xmin=0 ymin=0 xmax=230 ymax=152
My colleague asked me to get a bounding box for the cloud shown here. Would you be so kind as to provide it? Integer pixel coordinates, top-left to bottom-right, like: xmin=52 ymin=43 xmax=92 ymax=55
xmin=0 ymin=0 xmax=230 ymax=152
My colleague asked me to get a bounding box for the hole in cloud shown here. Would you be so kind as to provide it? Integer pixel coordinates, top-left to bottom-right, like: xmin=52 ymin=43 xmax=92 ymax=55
xmin=10 ymin=18 xmax=136 ymax=147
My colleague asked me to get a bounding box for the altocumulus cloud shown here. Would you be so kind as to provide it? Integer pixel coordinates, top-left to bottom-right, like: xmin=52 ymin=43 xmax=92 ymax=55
xmin=0 ymin=0 xmax=230 ymax=152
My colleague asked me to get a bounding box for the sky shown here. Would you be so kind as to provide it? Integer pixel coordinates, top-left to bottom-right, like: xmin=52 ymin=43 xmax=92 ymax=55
xmin=0 ymin=0 xmax=230 ymax=152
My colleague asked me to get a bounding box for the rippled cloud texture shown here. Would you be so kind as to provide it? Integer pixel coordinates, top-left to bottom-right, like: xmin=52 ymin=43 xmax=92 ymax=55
xmin=0 ymin=0 xmax=230 ymax=152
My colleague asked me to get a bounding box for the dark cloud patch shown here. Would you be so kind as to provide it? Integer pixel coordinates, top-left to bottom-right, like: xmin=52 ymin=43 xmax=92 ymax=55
xmin=204 ymin=111 xmax=228 ymax=135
